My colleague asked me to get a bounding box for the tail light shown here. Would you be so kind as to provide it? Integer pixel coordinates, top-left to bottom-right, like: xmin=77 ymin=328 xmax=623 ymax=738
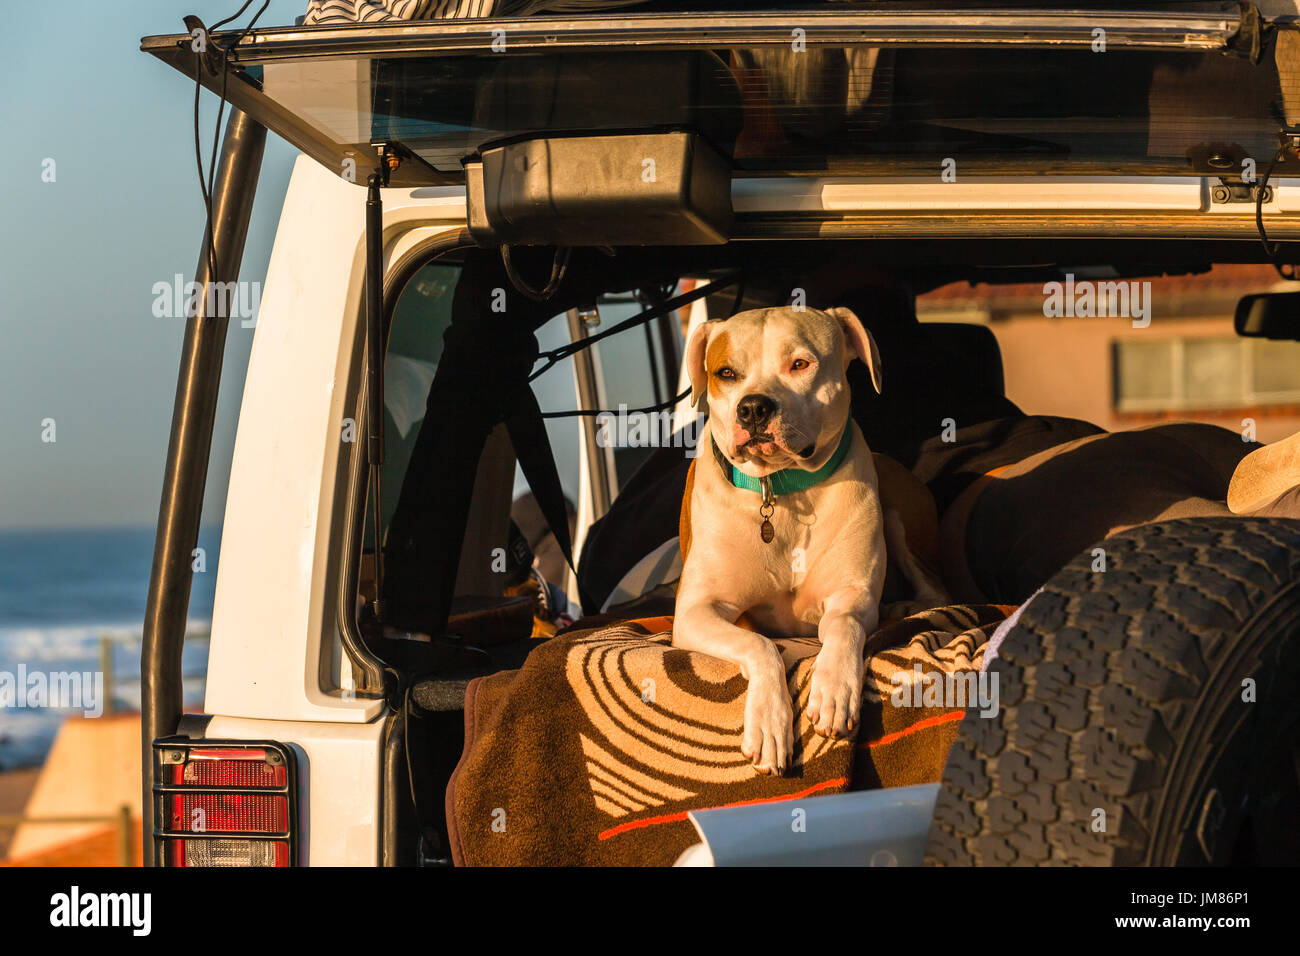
xmin=153 ymin=740 xmax=297 ymax=867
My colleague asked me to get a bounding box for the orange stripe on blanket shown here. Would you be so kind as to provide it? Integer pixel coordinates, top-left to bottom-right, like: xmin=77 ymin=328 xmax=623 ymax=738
xmin=597 ymin=776 xmax=849 ymax=841
xmin=859 ymin=710 xmax=964 ymax=750
xmin=625 ymin=616 xmax=674 ymax=634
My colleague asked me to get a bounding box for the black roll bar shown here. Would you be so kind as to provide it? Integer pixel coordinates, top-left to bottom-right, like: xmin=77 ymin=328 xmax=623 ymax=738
xmin=140 ymin=109 xmax=266 ymax=862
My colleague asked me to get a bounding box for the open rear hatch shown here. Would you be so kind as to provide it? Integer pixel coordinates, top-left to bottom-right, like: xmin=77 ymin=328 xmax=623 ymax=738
xmin=143 ymin=5 xmax=1293 ymax=178
xmin=140 ymin=3 xmax=1300 ymax=244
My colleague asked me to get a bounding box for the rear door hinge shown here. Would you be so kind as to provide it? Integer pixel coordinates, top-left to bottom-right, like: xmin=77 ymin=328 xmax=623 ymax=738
xmin=1211 ymin=179 xmax=1273 ymax=204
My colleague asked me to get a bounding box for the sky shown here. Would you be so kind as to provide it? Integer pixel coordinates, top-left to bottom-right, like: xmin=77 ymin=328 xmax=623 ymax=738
xmin=0 ymin=0 xmax=666 ymax=533
xmin=0 ymin=0 xmax=305 ymax=530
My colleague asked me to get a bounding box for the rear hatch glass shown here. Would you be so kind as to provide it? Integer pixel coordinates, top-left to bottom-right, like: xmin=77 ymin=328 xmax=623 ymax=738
xmin=142 ymin=6 xmax=1296 ymax=185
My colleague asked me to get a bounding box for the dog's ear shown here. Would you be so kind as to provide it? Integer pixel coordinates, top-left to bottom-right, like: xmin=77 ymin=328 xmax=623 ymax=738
xmin=826 ymin=306 xmax=882 ymax=394
xmin=684 ymin=320 xmax=718 ymax=407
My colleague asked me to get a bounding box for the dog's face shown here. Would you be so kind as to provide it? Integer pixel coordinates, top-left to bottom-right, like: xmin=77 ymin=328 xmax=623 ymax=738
xmin=686 ymin=306 xmax=882 ymax=478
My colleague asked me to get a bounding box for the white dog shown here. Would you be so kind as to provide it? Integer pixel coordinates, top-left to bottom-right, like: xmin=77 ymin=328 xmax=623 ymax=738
xmin=673 ymin=305 xmax=946 ymax=775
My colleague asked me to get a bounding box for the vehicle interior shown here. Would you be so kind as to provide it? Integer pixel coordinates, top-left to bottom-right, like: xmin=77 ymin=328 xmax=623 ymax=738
xmin=339 ymin=235 xmax=1300 ymax=863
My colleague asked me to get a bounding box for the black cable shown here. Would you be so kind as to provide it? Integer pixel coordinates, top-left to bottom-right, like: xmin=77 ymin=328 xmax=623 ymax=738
xmin=193 ymin=57 xmax=220 ymax=284
xmin=209 ymin=0 xmax=257 ymax=31
xmin=528 ymin=272 xmax=737 ymax=383
xmin=540 ymin=385 xmax=691 ymax=419
xmin=528 ymin=275 xmax=737 ymax=417
xmin=502 ymin=245 xmax=572 ymax=302
xmin=207 ymin=4 xmax=271 ymax=211
xmin=191 ymin=2 xmax=271 ymax=299
xmin=1256 ymin=144 xmax=1298 ymax=281
xmin=729 ymin=275 xmax=747 ymax=316
xmin=225 ymin=1 xmax=270 ymax=43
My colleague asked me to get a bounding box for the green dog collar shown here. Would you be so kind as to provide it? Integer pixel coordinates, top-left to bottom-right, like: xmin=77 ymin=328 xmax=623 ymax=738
xmin=712 ymin=423 xmax=853 ymax=496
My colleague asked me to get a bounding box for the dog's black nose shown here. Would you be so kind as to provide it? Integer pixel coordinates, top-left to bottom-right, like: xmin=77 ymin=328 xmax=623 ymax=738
xmin=736 ymin=393 xmax=776 ymax=430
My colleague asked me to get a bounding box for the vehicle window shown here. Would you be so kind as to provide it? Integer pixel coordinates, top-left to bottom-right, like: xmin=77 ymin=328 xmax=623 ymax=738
xmin=376 ymin=268 xmax=678 ymax=569
xmin=917 ymin=265 xmax=1300 ymax=444
xmin=1115 ymin=337 xmax=1300 ymax=413
xmin=248 ymin=45 xmax=1288 ymax=179
xmin=528 ymin=312 xmax=583 ymax=504
xmin=378 ymin=261 xmax=459 ymax=531
xmin=585 ymin=294 xmax=681 ymax=489
xmin=525 ymin=292 xmax=682 ymax=502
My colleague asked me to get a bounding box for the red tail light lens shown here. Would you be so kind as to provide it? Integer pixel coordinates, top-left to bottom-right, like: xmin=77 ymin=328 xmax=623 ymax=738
xmin=155 ymin=743 xmax=296 ymax=867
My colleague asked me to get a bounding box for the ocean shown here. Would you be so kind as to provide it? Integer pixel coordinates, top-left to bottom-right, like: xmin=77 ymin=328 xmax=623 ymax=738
xmin=0 ymin=525 xmax=219 ymax=770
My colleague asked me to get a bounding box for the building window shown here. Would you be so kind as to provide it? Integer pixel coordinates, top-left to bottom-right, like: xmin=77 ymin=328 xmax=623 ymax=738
xmin=1113 ymin=336 xmax=1300 ymax=412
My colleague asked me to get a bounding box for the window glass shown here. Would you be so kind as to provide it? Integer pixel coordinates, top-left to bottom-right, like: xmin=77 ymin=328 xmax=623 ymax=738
xmin=380 ymin=262 xmax=458 ymax=529
xmin=249 ymin=45 xmax=1287 ymax=179
xmin=1183 ymin=339 xmax=1242 ymax=406
xmin=1252 ymin=339 xmax=1300 ymax=398
xmin=380 ymin=272 xmax=675 ymax=538
xmin=1116 ymin=340 xmax=1174 ymax=407
xmin=1115 ymin=336 xmax=1300 ymax=411
xmin=528 ymin=312 xmax=583 ymax=504
xmin=522 ymin=295 xmax=680 ymax=503
xmin=586 ymin=296 xmax=679 ymax=488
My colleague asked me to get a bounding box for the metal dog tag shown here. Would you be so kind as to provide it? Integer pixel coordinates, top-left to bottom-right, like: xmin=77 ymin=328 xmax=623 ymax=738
xmin=759 ymin=477 xmax=775 ymax=544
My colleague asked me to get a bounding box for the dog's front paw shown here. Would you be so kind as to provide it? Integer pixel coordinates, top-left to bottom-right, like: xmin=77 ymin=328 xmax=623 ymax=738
xmin=742 ymin=678 xmax=795 ymax=776
xmin=805 ymin=646 xmax=864 ymax=738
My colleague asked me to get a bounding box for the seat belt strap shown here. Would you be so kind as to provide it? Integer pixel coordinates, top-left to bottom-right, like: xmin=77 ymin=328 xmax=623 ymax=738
xmin=505 ymin=384 xmax=597 ymax=613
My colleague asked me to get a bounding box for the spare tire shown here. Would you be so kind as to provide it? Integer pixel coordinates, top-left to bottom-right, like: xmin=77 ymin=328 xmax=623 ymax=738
xmin=925 ymin=517 xmax=1300 ymax=866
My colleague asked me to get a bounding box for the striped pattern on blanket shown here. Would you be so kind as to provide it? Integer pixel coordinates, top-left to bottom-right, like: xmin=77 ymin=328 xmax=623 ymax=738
xmin=446 ymin=604 xmax=1010 ymax=865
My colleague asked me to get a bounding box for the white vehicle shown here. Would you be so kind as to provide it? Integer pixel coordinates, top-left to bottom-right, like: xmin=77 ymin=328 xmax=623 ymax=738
xmin=140 ymin=4 xmax=1300 ymax=866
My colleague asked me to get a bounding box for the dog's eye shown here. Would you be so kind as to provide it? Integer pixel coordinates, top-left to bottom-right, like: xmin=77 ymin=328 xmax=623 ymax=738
xmin=715 ymin=366 xmax=737 ymax=381
xmin=791 ymin=358 xmax=811 ymax=371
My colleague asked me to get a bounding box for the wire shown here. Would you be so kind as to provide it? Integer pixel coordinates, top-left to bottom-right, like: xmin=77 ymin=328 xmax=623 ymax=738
xmin=729 ymin=275 xmax=747 ymax=316
xmin=502 ymin=245 xmax=572 ymax=302
xmin=192 ymin=2 xmax=271 ymax=296
xmin=530 ymin=276 xmax=741 ymax=417
xmin=528 ymin=272 xmax=737 ymax=383
xmin=1256 ymin=143 xmax=1298 ymax=281
xmin=193 ymin=57 xmax=220 ymax=283
xmin=541 ymin=386 xmax=691 ymax=419
xmin=209 ymin=0 xmax=257 ymax=31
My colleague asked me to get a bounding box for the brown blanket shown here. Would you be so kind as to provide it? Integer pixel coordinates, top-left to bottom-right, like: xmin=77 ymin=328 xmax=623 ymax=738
xmin=446 ymin=604 xmax=1009 ymax=866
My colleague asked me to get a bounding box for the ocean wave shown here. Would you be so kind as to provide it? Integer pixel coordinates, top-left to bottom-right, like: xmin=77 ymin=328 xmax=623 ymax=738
xmin=0 ymin=623 xmax=211 ymax=769
xmin=0 ymin=619 xmax=211 ymax=662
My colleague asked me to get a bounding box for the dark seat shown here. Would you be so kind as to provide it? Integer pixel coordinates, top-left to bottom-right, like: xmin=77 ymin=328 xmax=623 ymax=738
xmin=410 ymin=636 xmax=540 ymax=712
xmin=921 ymin=322 xmax=1005 ymax=398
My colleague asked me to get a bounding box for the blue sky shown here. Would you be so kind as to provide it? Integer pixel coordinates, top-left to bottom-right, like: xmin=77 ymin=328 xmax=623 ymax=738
xmin=0 ymin=0 xmax=665 ymax=532
xmin=0 ymin=1 xmax=304 ymax=530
